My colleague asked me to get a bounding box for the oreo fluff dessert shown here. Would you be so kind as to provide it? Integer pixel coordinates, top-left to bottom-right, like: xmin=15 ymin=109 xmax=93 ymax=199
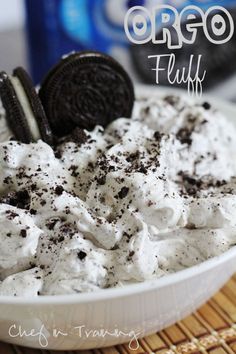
xmin=0 ymin=52 xmax=236 ymax=296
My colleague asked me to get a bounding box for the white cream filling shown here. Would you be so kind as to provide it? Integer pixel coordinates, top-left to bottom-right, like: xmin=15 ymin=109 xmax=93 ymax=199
xmin=10 ymin=76 xmax=41 ymax=141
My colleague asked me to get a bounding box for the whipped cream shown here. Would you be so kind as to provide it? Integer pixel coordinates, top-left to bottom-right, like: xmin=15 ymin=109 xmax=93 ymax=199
xmin=0 ymin=94 xmax=236 ymax=296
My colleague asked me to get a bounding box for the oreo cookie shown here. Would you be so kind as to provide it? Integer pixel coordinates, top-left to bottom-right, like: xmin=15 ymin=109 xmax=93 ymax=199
xmin=39 ymin=51 xmax=135 ymax=137
xmin=131 ymin=8 xmax=236 ymax=89
xmin=0 ymin=67 xmax=53 ymax=145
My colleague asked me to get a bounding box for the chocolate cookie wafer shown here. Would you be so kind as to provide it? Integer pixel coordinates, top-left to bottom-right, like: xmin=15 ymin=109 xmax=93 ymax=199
xmin=39 ymin=51 xmax=135 ymax=137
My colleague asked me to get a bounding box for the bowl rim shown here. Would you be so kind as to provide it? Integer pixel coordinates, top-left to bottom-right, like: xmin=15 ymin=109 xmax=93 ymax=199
xmin=1 ymin=85 xmax=236 ymax=305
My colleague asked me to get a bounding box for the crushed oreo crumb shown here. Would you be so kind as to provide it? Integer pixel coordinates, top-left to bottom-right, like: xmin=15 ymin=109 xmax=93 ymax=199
xmin=96 ymin=175 xmax=106 ymax=186
xmin=117 ymin=187 xmax=129 ymax=199
xmin=202 ymin=102 xmax=211 ymax=110
xmin=55 ymin=185 xmax=64 ymax=196
xmin=0 ymin=190 xmax=30 ymax=210
xmin=20 ymin=229 xmax=27 ymax=238
xmin=78 ymin=251 xmax=87 ymax=261
xmin=176 ymin=128 xmax=192 ymax=146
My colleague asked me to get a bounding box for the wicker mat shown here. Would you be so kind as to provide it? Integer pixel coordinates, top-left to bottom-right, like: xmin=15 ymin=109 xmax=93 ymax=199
xmin=1 ymin=274 xmax=236 ymax=354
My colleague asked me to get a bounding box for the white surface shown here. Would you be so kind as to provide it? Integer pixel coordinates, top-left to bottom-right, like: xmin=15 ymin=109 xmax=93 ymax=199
xmin=0 ymin=86 xmax=236 ymax=350
xmin=0 ymin=0 xmax=25 ymax=30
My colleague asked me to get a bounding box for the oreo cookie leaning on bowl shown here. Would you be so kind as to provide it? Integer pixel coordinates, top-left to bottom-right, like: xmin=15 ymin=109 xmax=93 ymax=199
xmin=0 ymin=67 xmax=53 ymax=145
xmin=39 ymin=51 xmax=135 ymax=137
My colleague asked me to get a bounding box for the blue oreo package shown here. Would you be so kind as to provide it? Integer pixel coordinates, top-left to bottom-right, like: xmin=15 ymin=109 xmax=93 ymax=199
xmin=25 ymin=0 xmax=236 ymax=84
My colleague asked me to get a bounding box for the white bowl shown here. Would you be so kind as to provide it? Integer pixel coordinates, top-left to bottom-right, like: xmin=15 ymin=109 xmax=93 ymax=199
xmin=0 ymin=86 xmax=236 ymax=351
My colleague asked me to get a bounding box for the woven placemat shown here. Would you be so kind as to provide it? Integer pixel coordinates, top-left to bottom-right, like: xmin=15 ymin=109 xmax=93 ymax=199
xmin=1 ymin=274 xmax=236 ymax=354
